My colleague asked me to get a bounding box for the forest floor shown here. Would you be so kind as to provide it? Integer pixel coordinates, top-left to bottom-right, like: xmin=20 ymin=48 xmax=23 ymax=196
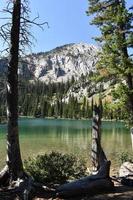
xmin=34 ymin=182 xmax=133 ymax=200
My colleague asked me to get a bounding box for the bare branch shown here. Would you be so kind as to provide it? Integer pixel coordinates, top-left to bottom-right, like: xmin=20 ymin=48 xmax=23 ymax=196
xmin=20 ymin=16 xmax=49 ymax=30
xmin=0 ymin=0 xmax=48 ymax=57
xmin=0 ymin=48 xmax=9 ymax=54
xmin=2 ymin=9 xmax=12 ymax=14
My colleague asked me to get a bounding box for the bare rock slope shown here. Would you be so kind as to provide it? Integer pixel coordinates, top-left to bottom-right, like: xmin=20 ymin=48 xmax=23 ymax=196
xmin=22 ymin=43 xmax=98 ymax=82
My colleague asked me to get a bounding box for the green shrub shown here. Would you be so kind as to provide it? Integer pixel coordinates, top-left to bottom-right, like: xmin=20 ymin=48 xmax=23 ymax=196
xmin=118 ymin=152 xmax=133 ymax=164
xmin=24 ymin=151 xmax=87 ymax=185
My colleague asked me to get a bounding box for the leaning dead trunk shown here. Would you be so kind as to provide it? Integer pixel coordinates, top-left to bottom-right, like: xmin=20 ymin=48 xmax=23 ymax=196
xmin=56 ymin=150 xmax=113 ymax=199
xmin=6 ymin=0 xmax=24 ymax=182
xmin=91 ymin=104 xmax=102 ymax=172
xmin=56 ymin=104 xmax=114 ymax=199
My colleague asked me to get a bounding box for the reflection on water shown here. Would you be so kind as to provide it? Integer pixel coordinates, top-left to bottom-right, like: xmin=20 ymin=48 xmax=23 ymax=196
xmin=0 ymin=118 xmax=131 ymax=169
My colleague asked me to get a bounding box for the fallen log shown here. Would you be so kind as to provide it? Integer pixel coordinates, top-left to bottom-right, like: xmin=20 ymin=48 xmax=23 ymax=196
xmin=56 ymin=160 xmax=114 ymax=198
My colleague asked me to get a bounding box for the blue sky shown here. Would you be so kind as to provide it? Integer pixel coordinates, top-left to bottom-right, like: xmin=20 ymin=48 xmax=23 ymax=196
xmin=0 ymin=0 xmax=132 ymax=53
xmin=30 ymin=0 xmax=132 ymax=53
xmin=29 ymin=0 xmax=97 ymax=52
xmin=0 ymin=0 xmax=98 ymax=53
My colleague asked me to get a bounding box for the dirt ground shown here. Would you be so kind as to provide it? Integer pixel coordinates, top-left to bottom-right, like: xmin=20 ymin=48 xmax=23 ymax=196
xmin=88 ymin=184 xmax=133 ymax=200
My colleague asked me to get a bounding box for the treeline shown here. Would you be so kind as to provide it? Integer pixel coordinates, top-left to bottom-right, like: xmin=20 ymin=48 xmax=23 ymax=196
xmin=0 ymin=78 xmax=126 ymax=121
xmin=18 ymin=79 xmax=92 ymax=119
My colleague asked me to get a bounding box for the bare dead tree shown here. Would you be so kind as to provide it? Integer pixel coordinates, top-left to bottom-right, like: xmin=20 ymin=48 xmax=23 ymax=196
xmin=91 ymin=104 xmax=102 ymax=172
xmin=55 ymin=102 xmax=113 ymax=199
xmin=6 ymin=0 xmax=24 ymax=182
xmin=0 ymin=0 xmax=48 ymax=55
xmin=0 ymin=0 xmax=55 ymax=199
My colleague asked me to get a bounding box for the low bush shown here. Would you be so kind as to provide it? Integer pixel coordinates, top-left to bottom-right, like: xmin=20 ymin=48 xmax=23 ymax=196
xmin=118 ymin=152 xmax=133 ymax=164
xmin=24 ymin=151 xmax=87 ymax=185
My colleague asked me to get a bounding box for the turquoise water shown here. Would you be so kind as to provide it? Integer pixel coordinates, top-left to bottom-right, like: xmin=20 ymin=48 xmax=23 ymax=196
xmin=0 ymin=118 xmax=131 ymax=169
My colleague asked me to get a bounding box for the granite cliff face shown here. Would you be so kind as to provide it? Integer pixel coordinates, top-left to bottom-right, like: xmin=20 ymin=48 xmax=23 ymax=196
xmin=0 ymin=43 xmax=100 ymax=100
xmin=0 ymin=43 xmax=98 ymax=82
xmin=20 ymin=43 xmax=98 ymax=82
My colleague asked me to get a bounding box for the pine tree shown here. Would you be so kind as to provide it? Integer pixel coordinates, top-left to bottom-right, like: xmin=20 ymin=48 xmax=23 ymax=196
xmin=87 ymin=0 xmax=133 ymax=124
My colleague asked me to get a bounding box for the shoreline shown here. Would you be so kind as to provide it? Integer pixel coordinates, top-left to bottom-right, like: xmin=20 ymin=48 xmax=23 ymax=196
xmin=0 ymin=115 xmax=125 ymax=125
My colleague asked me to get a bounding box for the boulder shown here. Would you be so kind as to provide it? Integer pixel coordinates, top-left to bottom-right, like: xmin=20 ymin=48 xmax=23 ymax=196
xmin=119 ymin=162 xmax=133 ymax=177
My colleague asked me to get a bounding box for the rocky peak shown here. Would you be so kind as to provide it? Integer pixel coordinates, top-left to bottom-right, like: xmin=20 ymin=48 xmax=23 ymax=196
xmin=22 ymin=42 xmax=99 ymax=82
xmin=0 ymin=43 xmax=99 ymax=83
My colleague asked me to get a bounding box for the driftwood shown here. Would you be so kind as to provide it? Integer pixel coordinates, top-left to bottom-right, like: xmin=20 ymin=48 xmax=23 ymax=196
xmin=56 ymin=154 xmax=114 ymax=198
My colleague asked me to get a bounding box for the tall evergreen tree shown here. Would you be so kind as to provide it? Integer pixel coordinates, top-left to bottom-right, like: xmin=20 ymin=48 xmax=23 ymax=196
xmin=87 ymin=0 xmax=133 ymax=124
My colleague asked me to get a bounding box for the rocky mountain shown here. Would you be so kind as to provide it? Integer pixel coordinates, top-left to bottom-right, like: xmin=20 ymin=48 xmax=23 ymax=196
xmin=20 ymin=42 xmax=99 ymax=82
xmin=0 ymin=43 xmax=98 ymax=82
xmin=0 ymin=43 xmax=117 ymax=119
xmin=0 ymin=43 xmax=103 ymax=101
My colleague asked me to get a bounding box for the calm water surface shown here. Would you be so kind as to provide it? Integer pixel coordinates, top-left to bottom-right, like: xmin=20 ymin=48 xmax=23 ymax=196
xmin=0 ymin=118 xmax=131 ymax=169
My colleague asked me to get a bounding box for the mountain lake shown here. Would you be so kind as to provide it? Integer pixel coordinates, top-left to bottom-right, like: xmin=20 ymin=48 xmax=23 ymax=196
xmin=0 ymin=118 xmax=132 ymax=172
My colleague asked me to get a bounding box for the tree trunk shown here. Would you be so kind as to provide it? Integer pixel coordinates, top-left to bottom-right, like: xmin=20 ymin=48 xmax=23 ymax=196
xmin=118 ymin=3 xmax=133 ymax=125
xmin=56 ymin=103 xmax=113 ymax=199
xmin=0 ymin=165 xmax=9 ymax=186
xmin=126 ymin=73 xmax=133 ymax=124
xmin=91 ymin=103 xmax=102 ymax=173
xmin=1 ymin=1 xmax=56 ymax=198
xmin=6 ymin=0 xmax=24 ymax=182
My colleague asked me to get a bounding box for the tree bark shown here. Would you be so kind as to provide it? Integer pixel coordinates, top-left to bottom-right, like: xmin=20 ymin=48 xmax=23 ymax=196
xmin=118 ymin=1 xmax=133 ymax=125
xmin=0 ymin=165 xmax=9 ymax=187
xmin=91 ymin=104 xmax=102 ymax=172
xmin=6 ymin=0 xmax=24 ymax=182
